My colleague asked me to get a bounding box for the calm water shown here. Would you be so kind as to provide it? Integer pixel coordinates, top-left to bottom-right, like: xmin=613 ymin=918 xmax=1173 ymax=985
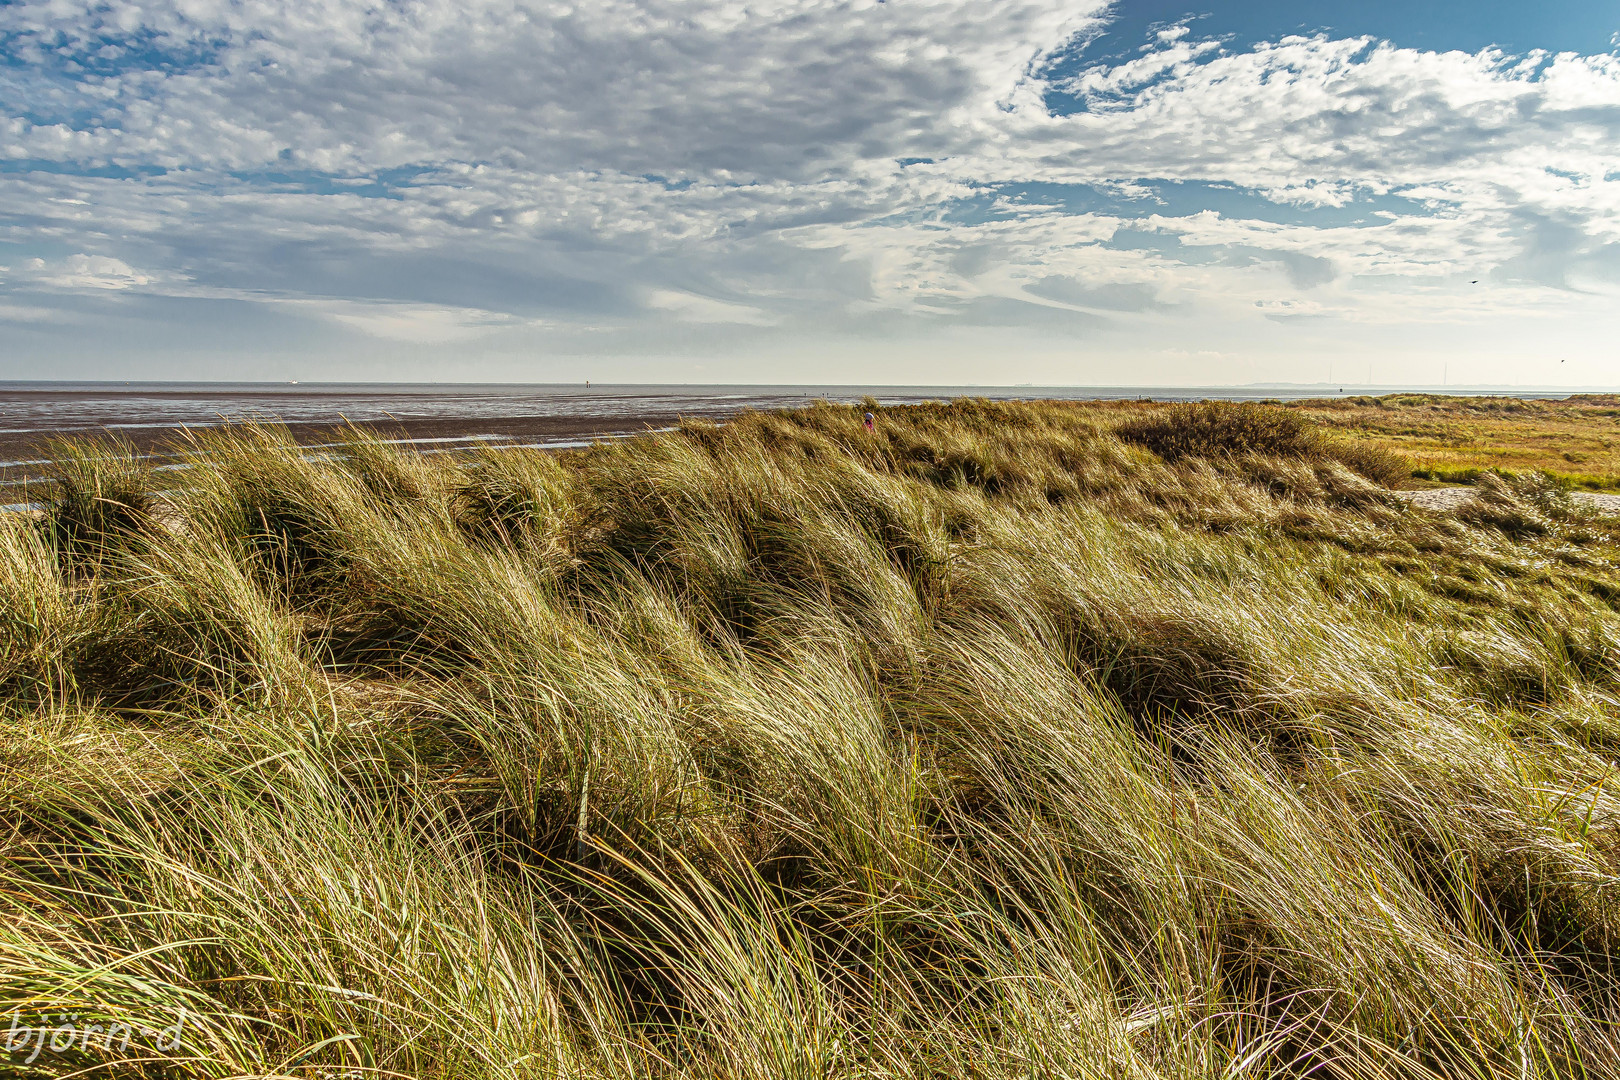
xmin=0 ymin=381 xmax=1592 ymax=440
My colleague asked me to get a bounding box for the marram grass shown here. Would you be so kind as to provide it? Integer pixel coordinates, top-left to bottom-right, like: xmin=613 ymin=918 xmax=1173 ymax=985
xmin=3 ymin=399 xmax=1620 ymax=1078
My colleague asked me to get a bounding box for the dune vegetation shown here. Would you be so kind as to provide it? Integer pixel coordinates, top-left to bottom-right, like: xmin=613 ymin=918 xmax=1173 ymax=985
xmin=5 ymin=399 xmax=1620 ymax=1078
xmin=1279 ymin=394 xmax=1620 ymax=491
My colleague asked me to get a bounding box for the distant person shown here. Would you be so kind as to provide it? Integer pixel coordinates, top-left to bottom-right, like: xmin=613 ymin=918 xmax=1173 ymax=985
xmin=864 ymin=411 xmax=875 ymax=432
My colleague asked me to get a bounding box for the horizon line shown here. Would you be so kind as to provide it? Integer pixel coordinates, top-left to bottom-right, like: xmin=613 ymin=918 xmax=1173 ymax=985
xmin=2 ymin=380 xmax=1619 ymax=394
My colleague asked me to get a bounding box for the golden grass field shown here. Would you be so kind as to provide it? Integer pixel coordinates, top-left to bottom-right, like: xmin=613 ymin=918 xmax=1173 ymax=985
xmin=1279 ymin=394 xmax=1620 ymax=489
xmin=4 ymin=398 xmax=1620 ymax=1079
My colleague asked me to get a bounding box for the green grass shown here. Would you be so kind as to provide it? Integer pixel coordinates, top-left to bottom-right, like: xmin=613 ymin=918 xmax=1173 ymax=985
xmin=1282 ymin=393 xmax=1620 ymax=490
xmin=4 ymin=400 xmax=1620 ymax=1077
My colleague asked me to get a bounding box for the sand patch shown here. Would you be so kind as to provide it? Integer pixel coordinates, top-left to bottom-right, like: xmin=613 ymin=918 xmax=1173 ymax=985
xmin=1397 ymin=487 xmax=1620 ymax=514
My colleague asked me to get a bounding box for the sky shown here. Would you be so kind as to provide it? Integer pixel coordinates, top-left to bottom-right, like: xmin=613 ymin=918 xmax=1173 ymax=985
xmin=1 ymin=0 xmax=1618 ymax=386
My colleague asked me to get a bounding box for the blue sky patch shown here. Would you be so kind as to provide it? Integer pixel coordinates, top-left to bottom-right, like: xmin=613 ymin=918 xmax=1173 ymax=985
xmin=994 ymin=180 xmax=1432 ymax=228
xmin=224 ymin=167 xmax=440 ymax=200
xmin=0 ymin=159 xmax=166 ymax=180
xmin=1083 ymin=0 xmax=1619 ymax=64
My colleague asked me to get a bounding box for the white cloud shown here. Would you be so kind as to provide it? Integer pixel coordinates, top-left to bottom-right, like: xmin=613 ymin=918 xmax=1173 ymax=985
xmin=647 ymin=290 xmax=776 ymax=325
xmin=0 ymin=1 xmax=1617 ymax=379
xmin=289 ymin=299 xmax=527 ymax=343
xmin=18 ymin=254 xmax=154 ymax=290
xmin=0 ymin=301 xmax=66 ymax=323
xmin=1022 ymin=39 xmax=1620 ymax=199
xmin=0 ymin=0 xmax=1103 ymax=178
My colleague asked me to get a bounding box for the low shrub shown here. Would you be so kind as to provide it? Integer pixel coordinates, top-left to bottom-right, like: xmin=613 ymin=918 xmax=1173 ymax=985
xmin=41 ymin=435 xmax=153 ymax=570
xmin=1118 ymin=401 xmax=1408 ymax=486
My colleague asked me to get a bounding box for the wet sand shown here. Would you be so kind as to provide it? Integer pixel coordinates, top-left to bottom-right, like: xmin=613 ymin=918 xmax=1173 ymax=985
xmin=0 ymin=411 xmax=684 ymax=464
xmin=0 ymin=413 xmax=686 ymax=497
xmin=0 ymin=383 xmax=756 ymax=488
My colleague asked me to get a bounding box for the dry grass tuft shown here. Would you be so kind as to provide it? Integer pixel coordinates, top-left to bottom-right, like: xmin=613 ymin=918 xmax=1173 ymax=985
xmin=3 ymin=403 xmax=1620 ymax=1078
xmin=1118 ymin=400 xmax=1410 ymax=486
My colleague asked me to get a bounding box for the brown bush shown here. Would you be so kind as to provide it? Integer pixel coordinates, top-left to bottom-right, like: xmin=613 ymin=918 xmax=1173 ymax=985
xmin=1118 ymin=401 xmax=1408 ymax=486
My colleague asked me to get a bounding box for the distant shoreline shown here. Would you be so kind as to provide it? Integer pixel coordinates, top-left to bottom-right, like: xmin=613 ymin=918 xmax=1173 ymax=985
xmin=4 ymin=383 xmax=1616 ymax=486
xmin=4 ymin=380 xmax=1618 ymax=394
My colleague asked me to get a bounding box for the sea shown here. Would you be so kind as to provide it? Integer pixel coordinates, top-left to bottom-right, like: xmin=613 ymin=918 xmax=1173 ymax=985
xmin=0 ymin=381 xmax=1598 ymax=442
